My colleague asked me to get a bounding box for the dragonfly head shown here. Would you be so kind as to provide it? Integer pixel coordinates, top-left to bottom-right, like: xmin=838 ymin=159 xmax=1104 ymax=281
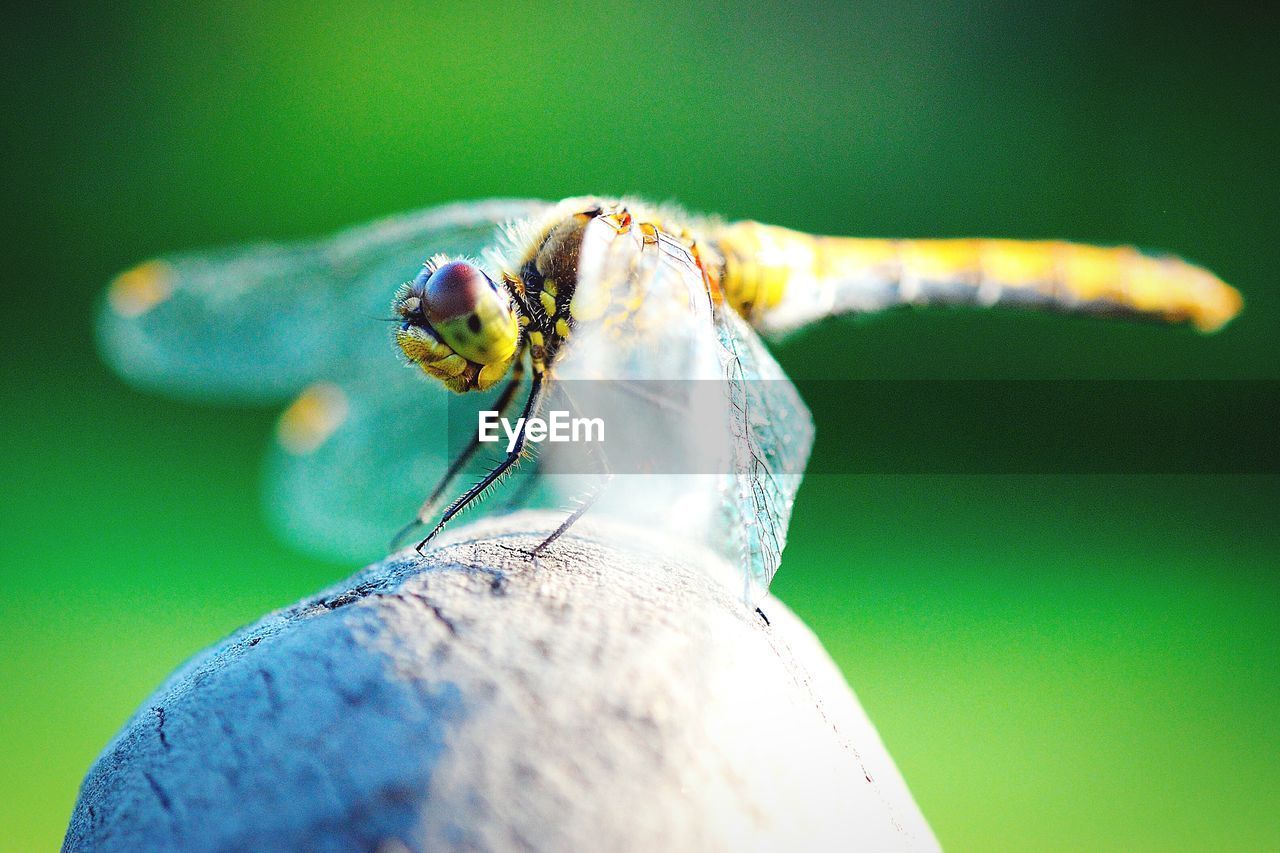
xmin=394 ymin=256 xmax=519 ymax=392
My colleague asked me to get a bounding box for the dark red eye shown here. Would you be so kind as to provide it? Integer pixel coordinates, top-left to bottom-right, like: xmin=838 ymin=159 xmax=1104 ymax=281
xmin=405 ymin=258 xmax=518 ymax=367
xmin=422 ymin=261 xmax=492 ymax=325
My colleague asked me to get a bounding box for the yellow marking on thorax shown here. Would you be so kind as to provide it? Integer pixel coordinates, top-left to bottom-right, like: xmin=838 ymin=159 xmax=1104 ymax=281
xmin=108 ymin=260 xmax=176 ymax=317
xmin=276 ymin=382 xmax=350 ymax=455
xmin=538 ymin=290 xmax=556 ymax=316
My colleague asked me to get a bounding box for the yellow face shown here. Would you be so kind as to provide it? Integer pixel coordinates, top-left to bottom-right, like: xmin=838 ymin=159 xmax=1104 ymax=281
xmin=393 ymin=257 xmax=519 ymax=392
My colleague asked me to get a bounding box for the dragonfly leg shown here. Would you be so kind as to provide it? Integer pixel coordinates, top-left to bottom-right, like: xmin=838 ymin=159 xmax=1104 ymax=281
xmin=528 ymin=472 xmax=614 ymax=565
xmin=529 ymin=419 xmax=613 ymax=562
xmin=499 ymin=451 xmax=543 ymax=512
xmin=391 ymin=366 xmax=526 ymax=550
xmin=415 ymin=374 xmax=545 ymax=555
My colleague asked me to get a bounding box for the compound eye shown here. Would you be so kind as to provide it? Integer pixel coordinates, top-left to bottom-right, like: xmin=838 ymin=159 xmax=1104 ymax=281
xmin=420 ymin=260 xmax=517 ymax=365
xmin=422 ymin=261 xmax=490 ymax=327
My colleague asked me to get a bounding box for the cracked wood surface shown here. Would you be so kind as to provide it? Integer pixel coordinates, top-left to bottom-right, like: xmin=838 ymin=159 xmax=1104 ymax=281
xmin=63 ymin=512 xmax=937 ymax=852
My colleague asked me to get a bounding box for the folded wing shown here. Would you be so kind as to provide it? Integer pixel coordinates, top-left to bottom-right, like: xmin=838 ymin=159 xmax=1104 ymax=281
xmin=554 ymin=215 xmax=813 ymax=600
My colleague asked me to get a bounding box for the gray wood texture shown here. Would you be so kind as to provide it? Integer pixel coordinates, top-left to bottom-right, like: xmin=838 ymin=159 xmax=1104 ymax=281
xmin=64 ymin=512 xmax=937 ymax=852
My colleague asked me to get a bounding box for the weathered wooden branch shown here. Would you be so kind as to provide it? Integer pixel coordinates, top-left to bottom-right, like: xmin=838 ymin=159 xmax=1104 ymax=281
xmin=64 ymin=512 xmax=937 ymax=851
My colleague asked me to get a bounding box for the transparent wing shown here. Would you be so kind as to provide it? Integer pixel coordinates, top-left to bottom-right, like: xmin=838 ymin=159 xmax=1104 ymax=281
xmin=551 ymin=216 xmax=814 ymax=601
xmin=712 ymin=308 xmax=813 ymax=598
xmin=97 ymin=198 xmax=553 ymax=563
xmin=98 ymin=199 xmax=550 ymax=402
xmin=263 ymin=365 xmax=556 ymax=564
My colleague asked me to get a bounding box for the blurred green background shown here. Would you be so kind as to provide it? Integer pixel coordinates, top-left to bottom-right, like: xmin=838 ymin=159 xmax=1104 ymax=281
xmin=3 ymin=1 xmax=1277 ymax=849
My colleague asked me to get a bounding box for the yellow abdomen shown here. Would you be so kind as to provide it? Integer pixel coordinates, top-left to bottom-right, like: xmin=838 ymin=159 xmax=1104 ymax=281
xmin=711 ymin=221 xmax=1242 ymax=335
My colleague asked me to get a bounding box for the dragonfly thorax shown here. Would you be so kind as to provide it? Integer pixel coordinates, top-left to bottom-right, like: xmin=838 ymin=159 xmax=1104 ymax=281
xmin=505 ymin=206 xmax=604 ymax=377
xmin=397 ymin=198 xmax=709 ymax=393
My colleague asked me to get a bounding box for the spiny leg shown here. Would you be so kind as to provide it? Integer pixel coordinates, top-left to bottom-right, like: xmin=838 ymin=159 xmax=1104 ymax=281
xmin=529 ymin=384 xmax=614 ymax=562
xmin=391 ymin=365 xmax=526 ymax=549
xmin=528 ymin=472 xmax=614 ymax=563
xmin=415 ymin=373 xmax=546 ymax=554
xmin=499 ymin=450 xmax=544 ymax=512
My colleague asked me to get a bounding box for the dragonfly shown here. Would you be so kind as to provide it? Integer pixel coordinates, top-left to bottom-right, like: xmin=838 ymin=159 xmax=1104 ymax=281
xmin=99 ymin=197 xmax=1242 ymax=601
